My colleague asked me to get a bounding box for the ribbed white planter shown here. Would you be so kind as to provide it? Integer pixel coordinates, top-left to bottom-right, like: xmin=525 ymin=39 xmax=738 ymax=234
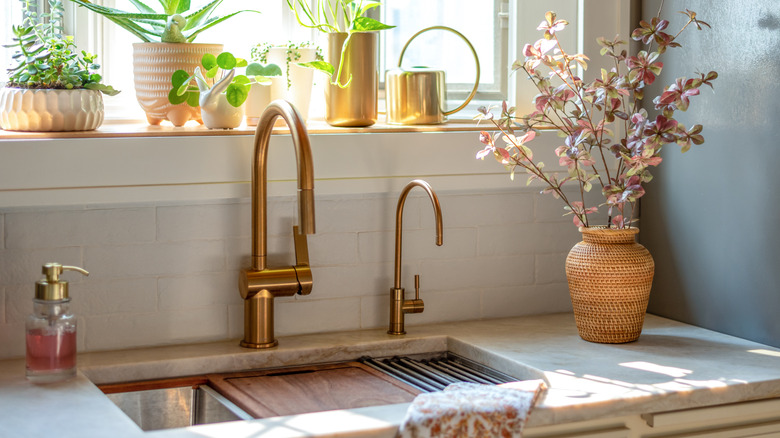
xmin=133 ymin=42 xmax=223 ymax=126
xmin=0 ymin=87 xmax=104 ymax=132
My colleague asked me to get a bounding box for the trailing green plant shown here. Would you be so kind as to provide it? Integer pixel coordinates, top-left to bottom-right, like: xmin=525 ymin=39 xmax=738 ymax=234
xmin=286 ymin=0 xmax=393 ymax=87
xmin=251 ymin=41 xmax=323 ymax=89
xmin=168 ymin=51 xmax=281 ymax=107
xmin=475 ymin=5 xmax=717 ymax=229
xmin=66 ymin=0 xmax=258 ymax=43
xmin=3 ymin=0 xmax=119 ymax=95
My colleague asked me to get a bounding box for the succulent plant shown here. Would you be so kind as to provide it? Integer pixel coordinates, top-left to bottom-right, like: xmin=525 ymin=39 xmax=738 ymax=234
xmin=4 ymin=0 xmax=119 ymax=95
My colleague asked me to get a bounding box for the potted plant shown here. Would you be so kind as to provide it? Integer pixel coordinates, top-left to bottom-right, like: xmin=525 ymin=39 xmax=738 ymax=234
xmin=475 ymin=9 xmax=717 ymax=343
xmin=1 ymin=0 xmax=119 ymax=132
xmin=250 ymin=41 xmax=322 ymax=120
xmin=169 ymin=51 xmax=280 ymax=129
xmin=67 ymin=0 xmax=258 ymax=126
xmin=286 ymin=0 xmax=394 ymax=127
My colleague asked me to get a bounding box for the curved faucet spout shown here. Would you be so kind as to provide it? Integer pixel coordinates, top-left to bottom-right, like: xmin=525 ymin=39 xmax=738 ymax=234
xmin=240 ymin=99 xmax=316 ymax=349
xmin=252 ymin=100 xmax=316 ymax=272
xmin=394 ymin=180 xmax=443 ymax=290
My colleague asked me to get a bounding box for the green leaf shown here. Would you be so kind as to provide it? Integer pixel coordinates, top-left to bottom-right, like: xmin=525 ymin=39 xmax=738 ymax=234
xmin=206 ymin=64 xmax=219 ymax=78
xmin=351 ymin=16 xmax=394 ymax=31
xmin=225 ymin=82 xmax=249 ymax=107
xmin=298 ymin=60 xmax=334 ymax=77
xmin=84 ymin=82 xmax=121 ymax=96
xmin=171 ymin=69 xmax=190 ymax=87
xmin=216 ymin=52 xmax=236 ymax=70
xmin=246 ymin=62 xmax=281 ymax=76
xmin=232 ymin=74 xmax=250 ymax=86
xmin=201 ymin=53 xmax=217 ymax=70
xmin=185 ymin=89 xmax=199 ymax=107
xmin=168 ymin=86 xmax=188 ymax=104
xmin=176 ymin=80 xmax=190 ymax=96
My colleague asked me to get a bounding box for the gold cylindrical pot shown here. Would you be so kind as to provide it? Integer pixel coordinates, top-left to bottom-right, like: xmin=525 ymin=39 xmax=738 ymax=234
xmin=133 ymin=42 xmax=223 ymax=126
xmin=565 ymin=227 xmax=655 ymax=344
xmin=386 ymin=68 xmax=446 ymax=124
xmin=325 ymin=32 xmax=378 ymax=127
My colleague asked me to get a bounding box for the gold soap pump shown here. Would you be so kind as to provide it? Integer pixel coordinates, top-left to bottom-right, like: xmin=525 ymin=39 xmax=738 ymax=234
xmin=26 ymin=263 xmax=89 ymax=383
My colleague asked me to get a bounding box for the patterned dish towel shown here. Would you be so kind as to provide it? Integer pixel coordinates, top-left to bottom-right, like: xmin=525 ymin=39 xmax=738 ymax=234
xmin=397 ymin=380 xmax=546 ymax=438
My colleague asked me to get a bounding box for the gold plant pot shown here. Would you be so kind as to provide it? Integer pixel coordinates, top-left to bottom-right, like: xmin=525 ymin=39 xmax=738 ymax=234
xmin=132 ymin=42 xmax=223 ymax=126
xmin=565 ymin=227 xmax=655 ymax=343
xmin=325 ymin=32 xmax=378 ymax=127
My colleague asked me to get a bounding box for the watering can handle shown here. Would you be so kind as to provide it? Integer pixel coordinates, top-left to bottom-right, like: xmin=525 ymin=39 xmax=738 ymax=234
xmin=397 ymin=26 xmax=481 ymax=116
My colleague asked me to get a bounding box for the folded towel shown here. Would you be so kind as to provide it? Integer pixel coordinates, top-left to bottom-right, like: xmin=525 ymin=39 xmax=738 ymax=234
xmin=397 ymin=380 xmax=545 ymax=438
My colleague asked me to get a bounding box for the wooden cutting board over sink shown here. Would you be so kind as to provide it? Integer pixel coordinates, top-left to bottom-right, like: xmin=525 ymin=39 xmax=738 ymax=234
xmin=207 ymin=361 xmax=422 ymax=418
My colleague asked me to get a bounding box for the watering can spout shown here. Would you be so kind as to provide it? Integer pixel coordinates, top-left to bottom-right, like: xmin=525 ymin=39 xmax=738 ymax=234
xmin=195 ymin=66 xmax=236 ymax=112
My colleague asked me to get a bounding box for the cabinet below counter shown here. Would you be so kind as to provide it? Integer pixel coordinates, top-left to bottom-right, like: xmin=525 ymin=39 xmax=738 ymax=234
xmin=1 ymin=313 xmax=780 ymax=438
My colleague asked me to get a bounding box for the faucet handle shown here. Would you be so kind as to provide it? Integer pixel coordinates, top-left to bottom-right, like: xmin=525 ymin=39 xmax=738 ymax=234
xmin=414 ymin=274 xmax=420 ymax=300
xmin=293 ymin=225 xmax=310 ymax=266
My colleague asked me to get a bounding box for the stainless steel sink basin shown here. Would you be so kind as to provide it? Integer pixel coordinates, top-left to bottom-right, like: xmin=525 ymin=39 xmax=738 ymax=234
xmin=104 ymin=384 xmax=252 ymax=431
xmin=100 ymin=348 xmax=542 ymax=431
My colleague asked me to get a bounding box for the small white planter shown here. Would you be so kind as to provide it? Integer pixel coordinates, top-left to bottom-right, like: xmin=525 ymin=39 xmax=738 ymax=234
xmin=0 ymin=87 xmax=104 ymax=132
xmin=200 ymin=92 xmax=245 ymax=129
xmin=265 ymin=46 xmax=317 ymax=120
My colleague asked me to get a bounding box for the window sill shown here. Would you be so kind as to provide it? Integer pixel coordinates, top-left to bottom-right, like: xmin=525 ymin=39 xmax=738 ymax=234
xmin=0 ymin=115 xmax=483 ymax=140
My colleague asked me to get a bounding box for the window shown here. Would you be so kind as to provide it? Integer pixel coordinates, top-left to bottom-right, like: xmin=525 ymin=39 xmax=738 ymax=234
xmin=1 ymin=0 xmax=629 ymax=123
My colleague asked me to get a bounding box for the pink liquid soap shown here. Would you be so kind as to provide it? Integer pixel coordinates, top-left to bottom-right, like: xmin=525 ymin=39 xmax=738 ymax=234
xmin=26 ymin=328 xmax=76 ymax=381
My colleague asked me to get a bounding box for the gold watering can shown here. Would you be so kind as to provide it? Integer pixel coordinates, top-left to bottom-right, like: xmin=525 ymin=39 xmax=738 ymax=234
xmin=385 ymin=26 xmax=480 ymax=125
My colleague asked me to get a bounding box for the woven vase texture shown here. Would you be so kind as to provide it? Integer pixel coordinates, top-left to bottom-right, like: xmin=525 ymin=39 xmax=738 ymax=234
xmin=565 ymin=227 xmax=655 ymax=343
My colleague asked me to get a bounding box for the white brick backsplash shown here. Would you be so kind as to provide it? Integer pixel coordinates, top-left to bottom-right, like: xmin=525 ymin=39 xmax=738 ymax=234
xmin=309 ymin=232 xmax=358 ymax=266
xmin=315 ymin=196 xmax=398 ymax=233
xmin=275 ymin=297 xmax=361 ymax=336
xmin=85 ymin=240 xmax=225 ymax=279
xmin=478 ymin=222 xmax=581 ymax=256
xmin=358 ymin=228 xmax=476 ymax=264
xmin=422 ymin=255 xmax=535 ymax=291
xmin=408 ymin=289 xmax=482 ymax=327
xmin=536 ymin=253 xmax=570 ymax=284
xmin=0 ymin=322 xmax=25 ymax=359
xmin=158 ymin=272 xmax=242 ymax=310
xmin=360 ymin=295 xmax=388 ymax=329
xmin=311 ymin=262 xmax=392 ymax=299
xmin=0 ymin=247 xmax=83 ymax=286
xmin=71 ymin=277 xmax=158 ymax=315
xmin=84 ymin=308 xmax=229 ymax=351
xmin=5 ymin=208 xmax=155 ymax=249
xmin=0 ymin=189 xmax=584 ymax=357
xmin=441 ymin=192 xmax=534 ymax=227
xmin=481 ymin=283 xmax=572 ymax=318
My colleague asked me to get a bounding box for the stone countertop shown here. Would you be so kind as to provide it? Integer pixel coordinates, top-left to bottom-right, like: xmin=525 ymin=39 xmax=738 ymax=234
xmin=2 ymin=313 xmax=780 ymax=438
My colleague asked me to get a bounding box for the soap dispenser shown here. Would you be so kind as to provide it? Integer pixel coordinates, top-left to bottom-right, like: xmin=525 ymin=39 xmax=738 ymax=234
xmin=26 ymin=263 xmax=88 ymax=383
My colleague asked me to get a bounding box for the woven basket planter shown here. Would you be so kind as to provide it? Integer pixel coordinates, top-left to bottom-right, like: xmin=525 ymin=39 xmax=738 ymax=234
xmin=565 ymin=227 xmax=655 ymax=343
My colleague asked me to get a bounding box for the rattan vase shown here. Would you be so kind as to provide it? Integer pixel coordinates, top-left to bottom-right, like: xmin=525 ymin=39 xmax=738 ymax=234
xmin=565 ymin=227 xmax=655 ymax=343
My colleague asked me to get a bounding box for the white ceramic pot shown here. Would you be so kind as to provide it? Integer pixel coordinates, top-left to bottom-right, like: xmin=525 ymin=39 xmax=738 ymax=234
xmin=200 ymin=92 xmax=245 ymax=129
xmin=245 ymin=78 xmax=283 ymax=126
xmin=0 ymin=87 xmax=104 ymax=132
xmin=265 ymin=46 xmax=317 ymax=120
xmin=133 ymin=42 xmax=223 ymax=126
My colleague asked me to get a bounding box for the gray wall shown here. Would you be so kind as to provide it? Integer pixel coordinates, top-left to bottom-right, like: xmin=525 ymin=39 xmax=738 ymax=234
xmin=642 ymin=0 xmax=780 ymax=348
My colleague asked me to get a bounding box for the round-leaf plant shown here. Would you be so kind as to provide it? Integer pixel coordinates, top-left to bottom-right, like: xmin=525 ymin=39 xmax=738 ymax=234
xmin=169 ymin=52 xmax=282 ymax=108
xmin=476 ymin=5 xmax=717 ymax=229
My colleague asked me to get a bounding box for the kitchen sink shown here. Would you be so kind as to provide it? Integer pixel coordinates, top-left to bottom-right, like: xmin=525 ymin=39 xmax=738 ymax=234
xmin=99 ymin=349 xmax=540 ymax=431
xmin=102 ymin=381 xmax=252 ymax=431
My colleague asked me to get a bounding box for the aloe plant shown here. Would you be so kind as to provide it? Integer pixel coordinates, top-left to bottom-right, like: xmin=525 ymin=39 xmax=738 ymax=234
xmin=67 ymin=0 xmax=258 ymax=43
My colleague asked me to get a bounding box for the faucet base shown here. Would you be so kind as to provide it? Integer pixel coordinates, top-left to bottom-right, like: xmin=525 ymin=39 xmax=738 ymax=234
xmin=239 ymin=339 xmax=278 ymax=349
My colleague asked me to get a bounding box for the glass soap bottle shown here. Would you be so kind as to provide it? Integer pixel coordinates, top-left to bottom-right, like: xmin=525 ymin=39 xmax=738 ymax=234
xmin=26 ymin=263 xmax=89 ymax=383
